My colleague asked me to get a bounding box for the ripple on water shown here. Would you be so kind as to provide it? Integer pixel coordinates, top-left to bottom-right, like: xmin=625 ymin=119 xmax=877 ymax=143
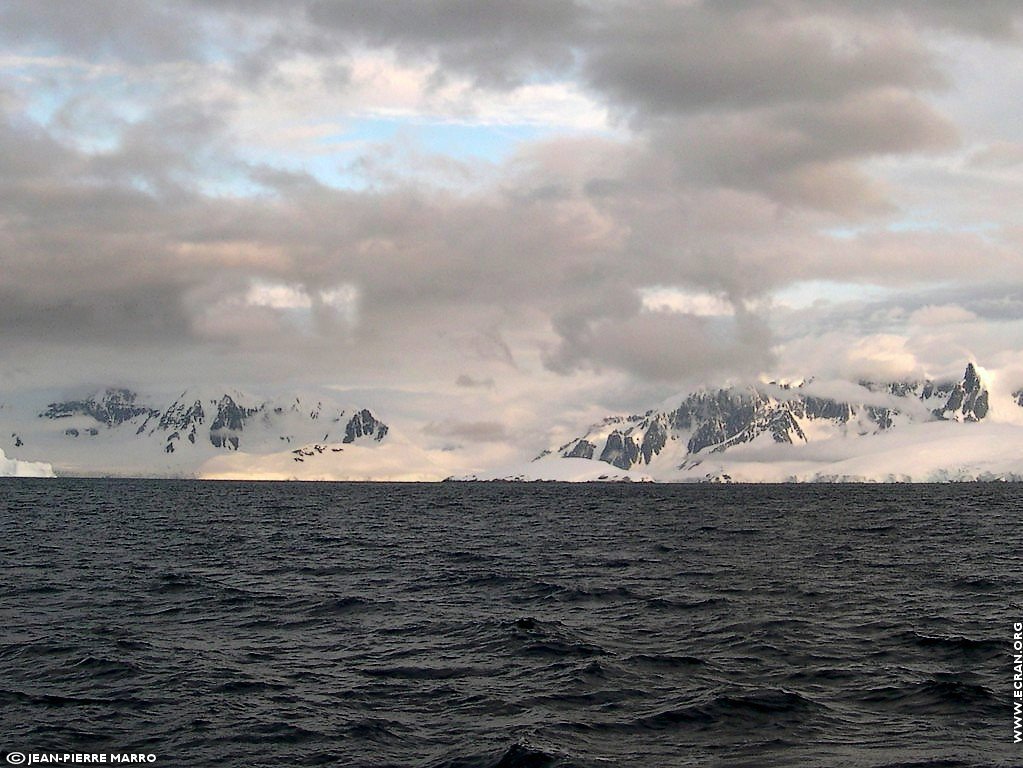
xmin=0 ymin=479 xmax=1017 ymax=767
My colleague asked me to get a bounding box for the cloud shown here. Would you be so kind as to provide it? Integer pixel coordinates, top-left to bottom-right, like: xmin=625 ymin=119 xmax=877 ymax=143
xmin=845 ymin=333 xmax=920 ymax=380
xmin=0 ymin=284 xmax=194 ymax=345
xmin=422 ymin=419 xmax=510 ymax=444
xmin=455 ymin=374 xmax=495 ymax=389
xmin=543 ymin=304 xmax=773 ymax=382
xmin=584 ymin=2 xmax=942 ymax=118
xmin=1 ymin=0 xmax=1023 ymax=465
xmin=639 ymin=287 xmax=735 ymax=317
xmin=908 ymin=304 xmax=978 ymax=326
xmin=969 ymin=141 xmax=1023 ymax=169
xmin=246 ymin=281 xmax=313 ymax=310
xmin=0 ymin=1 xmax=201 ymax=64
xmin=302 ymin=0 xmax=584 ymax=89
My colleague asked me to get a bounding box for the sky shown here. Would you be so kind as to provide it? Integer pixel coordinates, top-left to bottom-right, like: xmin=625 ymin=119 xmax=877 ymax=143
xmin=3 ymin=0 xmax=1023 ymax=464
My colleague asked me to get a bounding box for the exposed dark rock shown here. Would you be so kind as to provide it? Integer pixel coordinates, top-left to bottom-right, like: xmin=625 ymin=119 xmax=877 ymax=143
xmin=960 ymin=363 xmax=988 ymax=421
xmin=209 ymin=395 xmax=256 ymax=449
xmin=683 ymin=389 xmax=761 ymax=454
xmin=599 ymin=430 xmax=640 ymax=470
xmin=800 ymin=396 xmax=851 ymax=422
xmin=944 ymin=386 xmax=965 ymax=413
xmin=159 ymin=398 xmax=205 ymax=432
xmin=964 ymin=362 xmax=981 ymax=391
xmin=769 ymin=410 xmax=805 ymax=443
xmin=343 ymin=409 xmax=388 ymax=443
xmin=563 ymin=439 xmax=596 ymax=460
xmin=972 ymin=390 xmax=989 ymax=420
xmin=41 ymin=388 xmax=157 ymax=426
xmin=210 ymin=395 xmax=254 ymax=433
xmin=932 ymin=364 xmax=989 ymax=422
xmin=640 ymin=419 xmax=666 ymax=463
xmin=866 ymin=406 xmax=893 ymax=430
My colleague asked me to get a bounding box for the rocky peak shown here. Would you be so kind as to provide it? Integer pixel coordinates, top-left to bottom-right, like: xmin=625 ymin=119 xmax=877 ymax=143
xmin=543 ymin=361 xmax=995 ymax=475
xmin=210 ymin=394 xmax=255 ymax=433
xmin=209 ymin=394 xmax=258 ymax=450
xmin=343 ymin=409 xmax=389 ymax=443
xmin=158 ymin=395 xmax=206 ymax=432
xmin=40 ymin=388 xmax=157 ymax=427
xmin=932 ymin=363 xmax=989 ymax=422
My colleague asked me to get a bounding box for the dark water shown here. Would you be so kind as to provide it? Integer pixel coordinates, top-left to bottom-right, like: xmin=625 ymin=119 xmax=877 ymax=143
xmin=1 ymin=480 xmax=1020 ymax=767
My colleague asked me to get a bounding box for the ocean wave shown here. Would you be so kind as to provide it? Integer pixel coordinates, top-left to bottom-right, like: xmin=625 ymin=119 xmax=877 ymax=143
xmin=636 ymin=688 xmax=822 ymax=729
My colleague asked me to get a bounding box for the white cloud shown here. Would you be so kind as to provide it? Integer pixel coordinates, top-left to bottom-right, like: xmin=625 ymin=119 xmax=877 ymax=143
xmin=846 ymin=334 xmax=920 ymax=380
xmin=639 ymin=286 xmax=735 ymax=316
xmin=246 ymin=280 xmax=312 ymax=310
xmin=319 ymin=283 xmax=359 ymax=325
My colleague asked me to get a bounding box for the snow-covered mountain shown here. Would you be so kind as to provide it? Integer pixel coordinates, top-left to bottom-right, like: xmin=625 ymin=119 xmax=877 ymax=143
xmin=7 ymin=363 xmax=1023 ymax=482
xmin=0 ymin=387 xmax=390 ymax=478
xmin=498 ymin=363 xmax=1023 ymax=482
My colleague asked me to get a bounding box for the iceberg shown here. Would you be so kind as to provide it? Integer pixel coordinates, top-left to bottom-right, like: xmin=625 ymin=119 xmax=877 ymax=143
xmin=0 ymin=448 xmax=55 ymax=478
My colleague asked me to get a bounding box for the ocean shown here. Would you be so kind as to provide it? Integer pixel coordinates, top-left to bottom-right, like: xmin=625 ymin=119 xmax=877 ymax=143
xmin=0 ymin=479 xmax=1018 ymax=767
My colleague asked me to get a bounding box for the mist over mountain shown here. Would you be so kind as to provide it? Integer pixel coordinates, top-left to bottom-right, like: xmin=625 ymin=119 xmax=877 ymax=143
xmin=467 ymin=363 xmax=1023 ymax=482
xmin=6 ymin=363 xmax=1023 ymax=482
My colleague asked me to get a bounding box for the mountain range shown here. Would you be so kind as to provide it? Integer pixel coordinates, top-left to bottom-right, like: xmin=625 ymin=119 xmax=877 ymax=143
xmin=1 ymin=387 xmax=389 ymax=478
xmin=4 ymin=363 xmax=1023 ymax=481
xmin=466 ymin=363 xmax=1023 ymax=482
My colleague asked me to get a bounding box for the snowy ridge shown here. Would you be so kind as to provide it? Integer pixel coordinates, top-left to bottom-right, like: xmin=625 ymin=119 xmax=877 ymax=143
xmin=503 ymin=363 xmax=1023 ymax=483
xmin=6 ymin=363 xmax=1023 ymax=481
xmin=0 ymin=387 xmax=390 ymax=477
